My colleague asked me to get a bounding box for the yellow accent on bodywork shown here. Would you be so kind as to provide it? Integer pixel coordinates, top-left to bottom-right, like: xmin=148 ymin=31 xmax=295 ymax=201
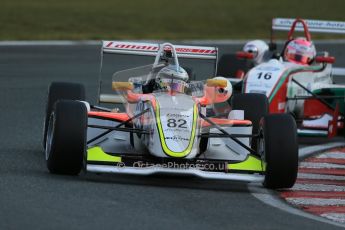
xmin=228 ymin=155 xmax=265 ymax=172
xmin=206 ymin=79 xmax=228 ymax=87
xmin=156 ymin=102 xmax=198 ymax=158
xmin=87 ymin=147 xmax=122 ymax=162
xmin=112 ymin=81 xmax=134 ymax=91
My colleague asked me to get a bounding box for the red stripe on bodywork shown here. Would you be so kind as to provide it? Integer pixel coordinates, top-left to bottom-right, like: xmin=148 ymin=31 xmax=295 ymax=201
xmin=106 ymin=42 xmax=113 ymax=48
xmin=88 ymin=111 xmax=130 ymax=121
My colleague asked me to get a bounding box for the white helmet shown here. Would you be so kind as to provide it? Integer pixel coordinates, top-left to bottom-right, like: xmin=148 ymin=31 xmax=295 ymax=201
xmin=243 ymin=40 xmax=269 ymax=65
xmin=155 ymin=65 xmax=189 ymax=93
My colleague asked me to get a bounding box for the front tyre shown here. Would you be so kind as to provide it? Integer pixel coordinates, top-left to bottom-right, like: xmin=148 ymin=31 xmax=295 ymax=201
xmin=45 ymin=100 xmax=87 ymax=175
xmin=260 ymin=114 xmax=298 ymax=189
xmin=43 ymin=82 xmax=85 ymax=149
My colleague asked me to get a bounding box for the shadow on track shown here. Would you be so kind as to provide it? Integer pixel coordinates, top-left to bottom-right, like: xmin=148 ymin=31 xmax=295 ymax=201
xmin=80 ymin=173 xmax=250 ymax=193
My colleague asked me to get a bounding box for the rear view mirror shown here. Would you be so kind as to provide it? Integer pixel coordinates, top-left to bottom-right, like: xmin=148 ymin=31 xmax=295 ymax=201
xmin=315 ymin=56 xmax=335 ymax=64
xmin=236 ymin=51 xmax=254 ymax=59
xmin=206 ymin=79 xmax=228 ymax=88
xmin=112 ymin=82 xmax=134 ymax=91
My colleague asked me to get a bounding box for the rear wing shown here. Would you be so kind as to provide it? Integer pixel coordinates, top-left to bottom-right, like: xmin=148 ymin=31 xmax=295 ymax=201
xmin=269 ymin=18 xmax=345 ymax=51
xmin=272 ymin=18 xmax=345 ymax=34
xmin=102 ymin=41 xmax=218 ymax=60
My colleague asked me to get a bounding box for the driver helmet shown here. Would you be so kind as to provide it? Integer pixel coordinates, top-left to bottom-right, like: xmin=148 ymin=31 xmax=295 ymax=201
xmin=284 ymin=38 xmax=316 ymax=65
xmin=155 ymin=65 xmax=189 ymax=93
xmin=243 ymin=40 xmax=269 ymax=65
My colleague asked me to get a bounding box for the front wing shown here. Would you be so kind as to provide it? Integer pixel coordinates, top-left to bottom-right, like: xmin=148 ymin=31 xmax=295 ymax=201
xmin=85 ymin=146 xmax=266 ymax=183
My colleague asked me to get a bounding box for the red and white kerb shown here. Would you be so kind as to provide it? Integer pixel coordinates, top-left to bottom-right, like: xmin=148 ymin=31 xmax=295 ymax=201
xmin=280 ymin=147 xmax=345 ymax=224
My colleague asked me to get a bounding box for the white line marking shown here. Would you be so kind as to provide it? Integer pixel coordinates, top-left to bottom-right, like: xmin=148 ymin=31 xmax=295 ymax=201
xmin=298 ymin=173 xmax=345 ymax=181
xmin=317 ymin=152 xmax=345 ymax=159
xmin=321 ymin=213 xmax=345 ymax=224
xmin=286 ymin=197 xmax=345 ymax=206
xmin=300 ymin=162 xmax=345 ymax=169
xmin=291 ymin=183 xmax=345 ymax=192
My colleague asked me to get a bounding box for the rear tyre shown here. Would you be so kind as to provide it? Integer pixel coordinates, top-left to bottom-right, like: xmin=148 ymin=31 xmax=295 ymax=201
xmin=260 ymin=114 xmax=298 ymax=189
xmin=231 ymin=93 xmax=269 ymax=150
xmin=43 ymin=82 xmax=85 ymax=149
xmin=45 ymin=100 xmax=87 ymax=175
xmin=217 ymin=53 xmax=254 ymax=77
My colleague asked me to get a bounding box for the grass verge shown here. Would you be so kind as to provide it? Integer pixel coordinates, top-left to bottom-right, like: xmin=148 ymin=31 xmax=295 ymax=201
xmin=0 ymin=0 xmax=345 ymax=40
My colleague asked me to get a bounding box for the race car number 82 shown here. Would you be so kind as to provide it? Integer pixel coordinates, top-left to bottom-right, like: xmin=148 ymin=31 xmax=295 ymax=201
xmin=167 ymin=119 xmax=187 ymax=128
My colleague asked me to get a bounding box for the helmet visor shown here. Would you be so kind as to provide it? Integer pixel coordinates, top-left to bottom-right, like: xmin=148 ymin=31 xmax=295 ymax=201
xmin=285 ymin=52 xmax=309 ymax=65
xmin=156 ymin=79 xmax=188 ymax=93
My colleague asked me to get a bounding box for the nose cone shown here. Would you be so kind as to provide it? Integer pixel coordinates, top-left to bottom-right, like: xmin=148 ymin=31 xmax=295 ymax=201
xmin=154 ymin=93 xmax=198 ymax=158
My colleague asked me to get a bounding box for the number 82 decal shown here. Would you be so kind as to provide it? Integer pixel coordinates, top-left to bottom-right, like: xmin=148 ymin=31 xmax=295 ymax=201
xmin=167 ymin=118 xmax=187 ymax=128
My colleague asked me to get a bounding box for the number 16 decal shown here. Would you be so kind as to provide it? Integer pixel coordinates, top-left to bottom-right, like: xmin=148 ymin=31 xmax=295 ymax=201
xmin=257 ymin=72 xmax=272 ymax=80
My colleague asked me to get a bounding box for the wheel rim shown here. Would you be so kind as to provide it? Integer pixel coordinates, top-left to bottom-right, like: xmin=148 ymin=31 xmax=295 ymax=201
xmin=45 ymin=113 xmax=55 ymax=161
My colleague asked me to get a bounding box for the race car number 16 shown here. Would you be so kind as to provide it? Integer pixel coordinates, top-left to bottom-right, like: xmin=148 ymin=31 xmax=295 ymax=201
xmin=257 ymin=72 xmax=272 ymax=80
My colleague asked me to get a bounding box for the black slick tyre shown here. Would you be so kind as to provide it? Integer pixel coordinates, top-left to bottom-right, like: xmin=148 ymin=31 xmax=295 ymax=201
xmin=43 ymin=82 xmax=85 ymax=149
xmin=260 ymin=114 xmax=298 ymax=189
xmin=45 ymin=100 xmax=87 ymax=175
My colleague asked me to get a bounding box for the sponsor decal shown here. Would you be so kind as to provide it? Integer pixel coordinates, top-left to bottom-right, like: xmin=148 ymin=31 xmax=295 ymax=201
xmin=164 ymin=127 xmax=190 ymax=133
xmin=314 ymin=75 xmax=330 ymax=83
xmin=274 ymin=18 xmax=345 ymax=33
xmin=278 ymin=102 xmax=286 ymax=111
xmin=165 ymin=135 xmax=190 ymax=141
xmin=104 ymin=42 xmax=217 ymax=54
xmin=247 ymin=82 xmax=263 ymax=87
xmin=114 ymin=44 xmax=158 ymax=51
xmin=166 ymin=113 xmax=190 ymax=118
xmin=249 ymin=90 xmax=266 ymax=94
xmin=257 ymin=66 xmax=281 ymax=71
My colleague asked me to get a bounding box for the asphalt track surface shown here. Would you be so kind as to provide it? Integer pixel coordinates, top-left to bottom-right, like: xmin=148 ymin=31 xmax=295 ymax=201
xmin=1 ymin=43 xmax=345 ymax=230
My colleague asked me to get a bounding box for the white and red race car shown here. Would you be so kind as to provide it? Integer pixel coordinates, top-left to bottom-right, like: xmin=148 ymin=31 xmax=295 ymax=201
xmin=234 ymin=18 xmax=345 ymax=138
